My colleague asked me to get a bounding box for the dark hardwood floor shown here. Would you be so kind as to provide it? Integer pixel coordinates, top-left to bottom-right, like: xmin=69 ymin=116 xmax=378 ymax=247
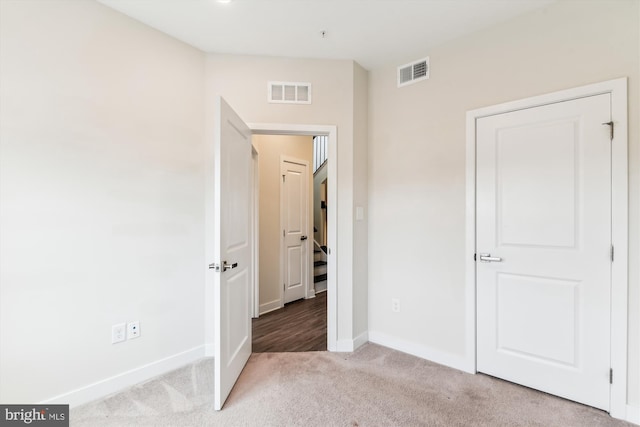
xmin=252 ymin=291 xmax=327 ymax=352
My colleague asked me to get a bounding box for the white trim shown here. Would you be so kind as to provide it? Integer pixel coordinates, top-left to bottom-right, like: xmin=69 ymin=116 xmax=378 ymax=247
xmin=335 ymin=332 xmax=369 ymax=353
xmin=251 ymin=145 xmax=260 ymax=318
xmin=40 ymin=346 xmax=205 ymax=408
xmin=626 ymin=405 xmax=640 ymax=425
xmin=259 ymin=299 xmax=282 ymax=315
xmin=336 ymin=331 xmax=368 ymax=352
xmin=353 ymin=331 xmax=369 ymax=350
xmin=368 ymin=331 xmax=471 ymax=373
xmin=205 ymin=343 xmax=214 ymax=357
xmin=335 ymin=340 xmax=353 ymax=352
xmin=249 ymin=123 xmax=338 ymax=352
xmin=465 ymin=78 xmax=628 ymax=419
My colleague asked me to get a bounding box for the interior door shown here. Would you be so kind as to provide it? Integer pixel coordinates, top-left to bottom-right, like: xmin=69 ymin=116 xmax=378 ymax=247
xmin=213 ymin=97 xmax=252 ymax=410
xmin=281 ymin=158 xmax=309 ymax=304
xmin=476 ymin=94 xmax=612 ymax=410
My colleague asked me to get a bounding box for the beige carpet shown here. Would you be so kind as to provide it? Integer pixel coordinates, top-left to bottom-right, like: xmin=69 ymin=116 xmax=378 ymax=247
xmin=71 ymin=343 xmax=632 ymax=426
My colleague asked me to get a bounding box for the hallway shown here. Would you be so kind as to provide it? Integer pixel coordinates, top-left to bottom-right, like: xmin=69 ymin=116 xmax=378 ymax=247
xmin=252 ymin=292 xmax=327 ymax=352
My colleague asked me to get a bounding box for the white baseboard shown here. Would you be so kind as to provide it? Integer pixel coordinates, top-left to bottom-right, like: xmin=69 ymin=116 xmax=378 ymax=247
xmin=627 ymin=404 xmax=640 ymax=425
xmin=259 ymin=299 xmax=282 ymax=315
xmin=205 ymin=343 xmax=214 ymax=357
xmin=41 ymin=345 xmax=205 ymax=408
xmin=335 ymin=332 xmax=368 ymax=352
xmin=353 ymin=331 xmax=368 ymax=350
xmin=368 ymin=331 xmax=470 ymax=373
xmin=335 ymin=339 xmax=353 ymax=352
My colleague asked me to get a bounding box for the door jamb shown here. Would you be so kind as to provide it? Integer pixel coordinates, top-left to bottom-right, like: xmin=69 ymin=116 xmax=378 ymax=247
xmin=464 ymin=78 xmax=628 ymax=419
xmin=251 ymin=145 xmax=260 ymax=318
xmin=249 ymin=123 xmax=338 ymax=352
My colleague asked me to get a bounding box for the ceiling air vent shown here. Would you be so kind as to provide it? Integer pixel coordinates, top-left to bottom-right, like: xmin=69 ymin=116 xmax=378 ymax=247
xmin=397 ymin=57 xmax=429 ymax=88
xmin=268 ymin=81 xmax=312 ymax=104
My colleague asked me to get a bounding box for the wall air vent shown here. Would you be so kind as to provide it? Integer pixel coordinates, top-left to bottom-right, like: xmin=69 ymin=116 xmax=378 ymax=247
xmin=268 ymin=81 xmax=312 ymax=104
xmin=397 ymin=57 xmax=429 ymax=87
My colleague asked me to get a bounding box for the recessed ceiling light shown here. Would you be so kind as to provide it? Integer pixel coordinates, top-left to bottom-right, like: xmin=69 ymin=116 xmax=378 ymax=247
xmin=217 ymin=0 xmax=232 ymax=3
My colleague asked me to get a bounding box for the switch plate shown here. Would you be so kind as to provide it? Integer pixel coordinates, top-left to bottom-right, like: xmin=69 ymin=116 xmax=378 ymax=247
xmin=127 ymin=321 xmax=140 ymax=340
xmin=112 ymin=323 xmax=126 ymax=344
xmin=391 ymin=298 xmax=400 ymax=313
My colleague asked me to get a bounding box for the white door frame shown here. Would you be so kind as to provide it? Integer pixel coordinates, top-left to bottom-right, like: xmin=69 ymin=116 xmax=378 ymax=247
xmin=465 ymin=78 xmax=628 ymax=419
xmin=249 ymin=123 xmax=338 ymax=352
xmin=280 ymin=155 xmax=312 ymax=304
xmin=251 ymin=145 xmax=260 ymax=318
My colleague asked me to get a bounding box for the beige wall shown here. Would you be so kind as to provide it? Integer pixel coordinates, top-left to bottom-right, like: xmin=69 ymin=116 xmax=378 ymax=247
xmin=0 ymin=0 xmax=206 ymax=403
xmin=204 ymin=54 xmax=368 ymax=347
xmin=353 ymin=62 xmax=369 ymax=338
xmin=252 ymin=135 xmax=313 ymax=312
xmin=368 ymin=0 xmax=639 ymax=407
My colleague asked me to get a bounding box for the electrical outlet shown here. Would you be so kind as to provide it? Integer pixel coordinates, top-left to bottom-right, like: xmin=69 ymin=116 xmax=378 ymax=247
xmin=112 ymin=323 xmax=126 ymax=344
xmin=391 ymin=298 xmax=400 ymax=313
xmin=127 ymin=321 xmax=140 ymax=340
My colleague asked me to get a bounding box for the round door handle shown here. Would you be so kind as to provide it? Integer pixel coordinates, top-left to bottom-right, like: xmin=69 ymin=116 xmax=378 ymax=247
xmin=300 ymin=236 xmax=308 ymax=241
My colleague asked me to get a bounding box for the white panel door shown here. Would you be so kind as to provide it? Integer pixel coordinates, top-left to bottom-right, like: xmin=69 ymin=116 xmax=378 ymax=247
xmin=213 ymin=97 xmax=252 ymax=410
xmin=476 ymin=94 xmax=612 ymax=410
xmin=281 ymin=159 xmax=309 ymax=304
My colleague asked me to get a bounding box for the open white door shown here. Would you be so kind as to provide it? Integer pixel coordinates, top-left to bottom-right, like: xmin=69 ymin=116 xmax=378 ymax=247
xmin=212 ymin=97 xmax=252 ymax=410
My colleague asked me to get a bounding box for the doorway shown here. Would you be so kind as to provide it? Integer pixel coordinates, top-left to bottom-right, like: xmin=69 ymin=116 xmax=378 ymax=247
xmin=250 ymin=124 xmax=338 ymax=352
xmin=251 ymin=135 xmax=313 ymax=315
xmin=465 ymin=78 xmax=628 ymax=417
xmin=250 ymin=135 xmax=325 ymax=352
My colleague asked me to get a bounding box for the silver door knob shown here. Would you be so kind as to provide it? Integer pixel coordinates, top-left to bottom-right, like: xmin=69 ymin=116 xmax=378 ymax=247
xmin=479 ymin=253 xmax=502 ymax=262
xmin=223 ymin=261 xmax=238 ymax=271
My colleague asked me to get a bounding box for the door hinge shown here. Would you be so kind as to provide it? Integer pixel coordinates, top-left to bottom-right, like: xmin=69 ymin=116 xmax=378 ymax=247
xmin=611 ymin=245 xmax=614 ymax=262
xmin=282 ymin=174 xmax=286 ymax=182
xmin=283 ymin=229 xmax=285 ymax=237
xmin=283 ymin=283 xmax=286 ymax=291
xmin=602 ymin=121 xmax=614 ymax=140
xmin=474 ymin=253 xmax=477 ymax=262
xmin=610 ymin=368 xmax=613 ymax=384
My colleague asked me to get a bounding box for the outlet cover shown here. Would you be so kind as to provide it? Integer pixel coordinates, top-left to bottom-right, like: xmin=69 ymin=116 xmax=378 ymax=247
xmin=127 ymin=321 xmax=140 ymax=339
xmin=391 ymin=298 xmax=400 ymax=313
xmin=112 ymin=323 xmax=126 ymax=344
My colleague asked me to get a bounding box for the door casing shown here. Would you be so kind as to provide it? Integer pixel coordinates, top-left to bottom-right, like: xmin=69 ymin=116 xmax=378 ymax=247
xmin=465 ymin=78 xmax=628 ymax=419
xmin=251 ymin=146 xmax=260 ymax=318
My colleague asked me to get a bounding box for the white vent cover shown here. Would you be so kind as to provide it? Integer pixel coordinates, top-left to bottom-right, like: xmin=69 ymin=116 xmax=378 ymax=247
xmin=268 ymin=81 xmax=312 ymax=104
xmin=397 ymin=57 xmax=429 ymax=87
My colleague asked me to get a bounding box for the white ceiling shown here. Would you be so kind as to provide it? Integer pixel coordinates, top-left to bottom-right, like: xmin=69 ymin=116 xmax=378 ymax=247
xmin=97 ymin=0 xmax=555 ymax=70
